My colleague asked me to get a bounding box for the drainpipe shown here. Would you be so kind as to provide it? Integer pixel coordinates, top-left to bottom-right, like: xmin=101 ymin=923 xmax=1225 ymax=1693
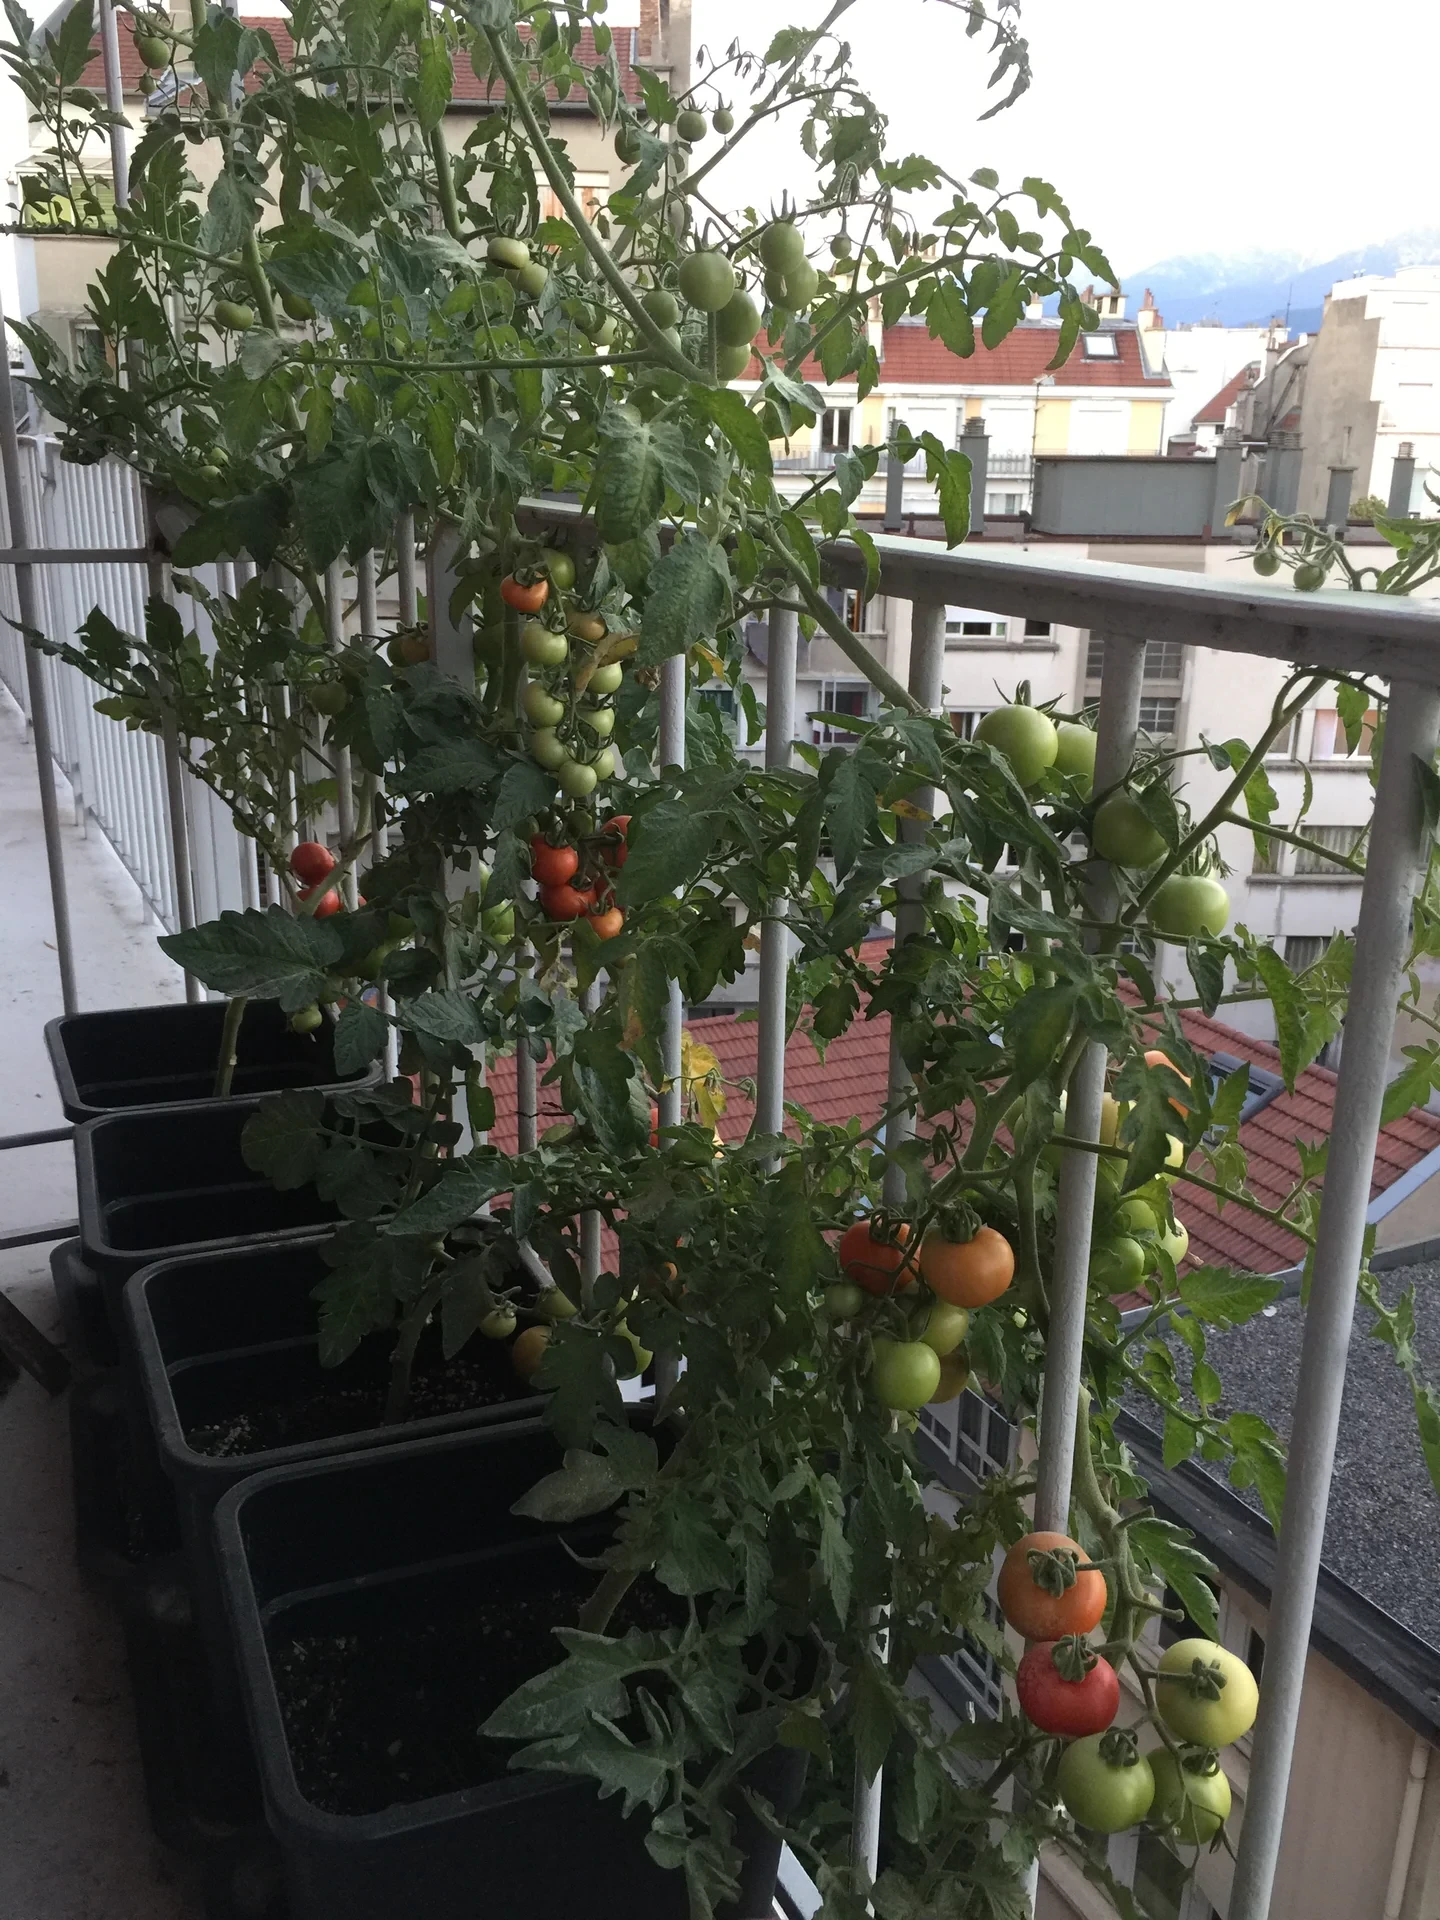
xmin=1389 ymin=443 xmax=1417 ymax=519
xmin=1325 ymin=464 xmax=1355 ymax=534
xmin=961 ymin=417 xmax=989 ymax=536
xmin=1383 ymin=1735 xmax=1430 ymax=1920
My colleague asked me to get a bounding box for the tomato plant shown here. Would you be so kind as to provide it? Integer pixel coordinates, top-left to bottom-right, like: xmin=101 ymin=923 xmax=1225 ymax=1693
xmin=1154 ymin=1639 xmax=1260 ymax=1747
xmin=530 ymin=839 xmax=580 ymax=888
xmin=839 ymin=1218 xmax=915 ymax=1294
xmin=919 ymin=1224 xmax=1014 ymax=1307
xmin=997 ymin=1532 xmax=1108 ymax=1641
xmin=1056 ymin=1732 xmax=1155 ymax=1834
xmin=501 ymin=576 xmax=549 ymax=614
xmin=1016 ymin=1639 xmax=1120 ymax=1738
xmin=1147 ymin=1746 xmax=1232 ymax=1844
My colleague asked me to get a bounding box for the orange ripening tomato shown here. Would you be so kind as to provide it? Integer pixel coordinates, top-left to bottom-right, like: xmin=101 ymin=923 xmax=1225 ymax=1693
xmin=998 ymin=1531 xmax=1108 ymax=1641
xmin=588 ymin=906 xmax=625 ymax=940
xmin=919 ymin=1224 xmax=1014 ymax=1307
xmin=300 ymin=883 xmax=359 ymax=918
xmin=1144 ymin=1048 xmax=1192 ymax=1116
xmin=290 ymin=840 xmax=335 ymax=885
xmin=838 ymin=1219 xmax=915 ymax=1296
xmin=600 ymin=814 xmax=630 ymax=869
xmin=501 ymin=575 xmax=549 ymax=614
xmin=539 ymin=880 xmax=598 ymax=920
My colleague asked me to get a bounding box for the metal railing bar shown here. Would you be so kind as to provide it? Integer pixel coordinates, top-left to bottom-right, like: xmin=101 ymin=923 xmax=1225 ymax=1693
xmin=0 ymin=294 xmax=78 ymax=1014
xmin=1228 ymin=674 xmax=1440 ymax=1920
xmin=0 ymin=1126 xmax=73 ymax=1151
xmin=0 ymin=1221 xmax=78 ymax=1252
xmin=754 ymin=607 xmax=799 ymax=1149
xmin=1034 ymin=631 xmax=1146 ymax=1542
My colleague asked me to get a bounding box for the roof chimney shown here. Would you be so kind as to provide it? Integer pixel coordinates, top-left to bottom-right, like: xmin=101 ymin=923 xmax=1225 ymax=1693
xmin=1136 ymin=288 xmax=1163 ymax=331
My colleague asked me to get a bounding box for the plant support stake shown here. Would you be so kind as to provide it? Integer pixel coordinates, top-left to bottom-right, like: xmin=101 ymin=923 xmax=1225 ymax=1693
xmin=755 ymin=607 xmax=799 ymax=1155
xmin=1228 ymin=675 xmax=1440 ymax=1920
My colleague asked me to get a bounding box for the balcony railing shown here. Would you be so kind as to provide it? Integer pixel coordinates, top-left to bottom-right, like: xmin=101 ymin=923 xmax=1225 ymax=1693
xmin=6 ymin=419 xmax=1440 ymax=1920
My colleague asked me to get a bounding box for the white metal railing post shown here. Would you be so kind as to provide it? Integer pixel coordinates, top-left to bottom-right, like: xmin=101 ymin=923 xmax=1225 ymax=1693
xmin=145 ymin=497 xmax=201 ymax=997
xmin=325 ymin=561 xmax=359 ymax=907
xmin=0 ymin=294 xmax=79 ymax=1012
xmin=754 ymin=608 xmax=799 ymax=1147
xmin=1229 ymin=675 xmax=1440 ymax=1920
xmin=1033 ymin=631 xmax=1145 ymax=1532
xmin=651 ymin=651 xmax=687 ymax=1401
xmin=851 ymin=598 xmax=946 ymax=1901
xmin=96 ymin=0 xmax=131 ymax=206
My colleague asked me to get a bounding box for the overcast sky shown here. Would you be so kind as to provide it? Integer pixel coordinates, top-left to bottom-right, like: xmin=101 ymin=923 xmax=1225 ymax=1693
xmin=675 ymin=0 xmax=1440 ymax=275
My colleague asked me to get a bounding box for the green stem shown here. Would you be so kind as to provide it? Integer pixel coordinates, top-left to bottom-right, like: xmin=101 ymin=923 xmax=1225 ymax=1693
xmin=762 ymin=568 xmax=919 ymax=713
xmin=1218 ymin=811 xmax=1366 ymax=874
xmin=213 ymin=994 xmax=249 ymax=1098
xmin=428 ymin=124 xmax=464 ymax=242
xmin=482 ymin=27 xmax=705 ymax=383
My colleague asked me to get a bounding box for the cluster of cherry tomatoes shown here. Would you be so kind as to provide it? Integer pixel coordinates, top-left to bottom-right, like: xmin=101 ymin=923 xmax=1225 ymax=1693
xmin=829 ymin=1216 xmax=1016 ymax=1412
xmin=502 ymin=551 xmax=629 ymax=801
xmin=1000 ymin=1531 xmax=1258 ymax=1841
xmin=531 ymin=817 xmax=629 ymax=939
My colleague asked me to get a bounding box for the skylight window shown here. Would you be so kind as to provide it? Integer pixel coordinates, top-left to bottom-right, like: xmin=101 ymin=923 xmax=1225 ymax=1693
xmin=1209 ymin=1052 xmax=1284 ymax=1125
xmin=1081 ymin=332 xmax=1120 ymax=358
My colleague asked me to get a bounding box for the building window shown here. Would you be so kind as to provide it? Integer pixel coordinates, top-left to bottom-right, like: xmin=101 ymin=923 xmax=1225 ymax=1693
xmin=938 ymin=1590 xmax=1007 ymax=1721
xmin=1245 ymin=1626 xmax=1266 ymax=1685
xmin=1086 ymin=637 xmax=1183 ymax=686
xmin=816 ymin=684 xmax=870 ymax=743
xmin=1265 ymin=716 xmax=1301 ymax=761
xmin=946 ymin=608 xmax=1007 ymax=638
xmin=918 ymin=1385 xmax=1016 ymax=1485
xmin=948 ymin=710 xmax=982 ymax=741
xmin=1293 ymin=824 xmax=1363 ymax=875
xmin=1309 ymin=707 xmax=1378 ymax=761
xmin=1131 ymin=1833 xmax=1193 ymax=1920
xmin=19 ymin=173 xmax=116 ymax=231
xmin=1284 ymin=934 xmax=1326 ymax=971
xmin=1251 ymin=836 xmax=1281 ymax=875
xmin=696 ymin=687 xmax=737 ymax=734
xmin=986 ymin=491 xmax=1023 ymax=514
xmin=1081 ymin=331 xmax=1121 ymax=358
xmin=820 ymin=407 xmax=852 ymax=454
xmin=540 ymin=174 xmax=610 ymax=221
xmin=1138 ymin=696 xmax=1179 ymax=738
xmin=1022 ymin=619 xmax=1052 ymax=638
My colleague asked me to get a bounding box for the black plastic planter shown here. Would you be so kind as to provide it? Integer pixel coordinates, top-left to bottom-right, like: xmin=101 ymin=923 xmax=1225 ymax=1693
xmin=75 ymin=1099 xmax=342 ymax=1325
xmin=47 ymin=1000 xmax=378 ymax=1125
xmin=125 ymin=1237 xmax=547 ymax=1686
xmin=217 ymin=1424 xmax=694 ymax=1920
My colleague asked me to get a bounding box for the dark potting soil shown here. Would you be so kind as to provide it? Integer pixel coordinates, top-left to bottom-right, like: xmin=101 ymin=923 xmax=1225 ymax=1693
xmin=184 ymin=1346 xmax=534 ymax=1457
xmin=272 ymin=1573 xmax=678 ymax=1817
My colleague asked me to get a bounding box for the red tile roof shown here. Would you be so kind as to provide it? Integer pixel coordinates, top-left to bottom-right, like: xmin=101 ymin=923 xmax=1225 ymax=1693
xmin=83 ymin=20 xmax=640 ymax=105
xmin=744 ymin=321 xmax=1169 ymax=391
xmin=1192 ymin=363 xmax=1257 ymax=426
xmin=486 ymin=971 xmax=1440 ymax=1282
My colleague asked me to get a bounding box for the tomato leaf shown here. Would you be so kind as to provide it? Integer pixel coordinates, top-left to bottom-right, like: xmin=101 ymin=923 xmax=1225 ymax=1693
xmin=1177 ymin=1265 xmax=1282 ymax=1329
xmin=637 ymin=532 xmax=731 ymax=665
xmin=332 ymin=1001 xmax=389 ymax=1076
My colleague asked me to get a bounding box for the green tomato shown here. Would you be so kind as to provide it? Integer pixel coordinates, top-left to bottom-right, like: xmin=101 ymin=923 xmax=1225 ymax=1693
xmin=642 ymin=288 xmax=680 ymax=327
xmin=487 ymin=235 xmax=530 ymax=270
xmin=830 ymin=232 xmax=854 ymax=259
xmin=475 ymin=860 xmax=491 ymax=897
xmin=1155 ymin=1639 xmax=1259 ymax=1747
xmin=213 ymin=300 xmax=255 ymax=332
xmin=591 ymin=746 xmax=617 ymax=780
xmin=712 ymin=106 xmax=735 ymax=134
xmin=537 ymin=1286 xmax=579 ymax=1323
xmin=870 ymin=1337 xmax=942 ymax=1411
xmin=480 ymin=902 xmax=515 ymax=942
xmin=1057 ymin=1737 xmax=1155 ymax=1835
xmin=288 ymin=1003 xmax=323 ymax=1034
xmin=517 ymin=261 xmax=549 ymax=299
xmin=540 ymin=548 xmax=576 ymax=591
xmin=587 ymin=661 xmax=624 ymax=695
xmin=715 ymin=289 xmax=762 ymax=347
xmin=758 ymin=222 xmax=808 ymax=274
xmin=281 ymin=291 xmax=316 ymax=322
xmin=1158 ymin=1218 xmax=1189 ymax=1265
xmin=1053 ymin=720 xmax=1098 ymax=791
xmin=824 ymin=1281 xmax=867 ymax=1320
xmin=137 ymin=32 xmax=172 ymax=67
xmin=1116 ymin=1196 xmax=1156 ymax=1236
xmin=307 ymin=681 xmax=348 ymax=716
xmin=528 ymin=728 xmax=568 ymax=770
xmin=1149 ymin=874 xmax=1231 ymax=941
xmin=911 ymin=1299 xmax=969 ymax=1357
xmin=1293 ymin=560 xmax=1328 ymax=591
xmin=558 ymin=758 xmax=599 ymax=798
xmin=715 ymin=342 xmax=753 ymax=381
xmin=1092 ymin=792 xmax=1167 ymax=868
xmin=782 ymin=261 xmax=820 ymax=309
xmin=523 ymin=621 xmax=569 ymax=667
xmin=614 ymin=124 xmax=642 ymax=164
xmin=479 ymin=1306 xmax=517 ymax=1340
xmin=1146 ymin=1746 xmax=1232 ymax=1845
xmin=677 ymin=250 xmax=737 ymax=312
xmin=676 ymin=108 xmax=708 ymax=142
xmin=613 ymin=1319 xmax=652 ymax=1378
xmin=523 ymin=683 xmax=566 ymax=727
xmin=1090 ymin=1235 xmax=1147 ymax=1289
xmin=1252 ymin=547 xmax=1281 ymax=576
xmin=578 ymin=704 xmax=615 ymax=738
xmin=974 ymin=703 xmax=1059 ymax=787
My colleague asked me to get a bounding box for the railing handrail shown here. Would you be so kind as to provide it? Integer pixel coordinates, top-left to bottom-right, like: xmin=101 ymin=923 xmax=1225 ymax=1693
xmin=518 ymin=497 xmax=1440 ymax=685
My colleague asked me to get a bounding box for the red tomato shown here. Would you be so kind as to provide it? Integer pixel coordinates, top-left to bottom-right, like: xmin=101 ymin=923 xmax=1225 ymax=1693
xmin=501 ymin=575 xmax=549 ymax=614
xmin=530 ymin=837 xmax=580 ymax=887
xmin=301 ymin=884 xmax=344 ymax=918
xmin=290 ymin=840 xmax=336 ymax=885
xmin=588 ymin=906 xmax=625 ymax=940
xmin=539 ymin=880 xmax=599 ymax=920
xmin=1016 ymin=1640 xmax=1119 ymax=1738
xmin=600 ymin=814 xmax=631 ymax=869
xmin=649 ymin=1103 xmax=660 ymax=1146
xmin=838 ymin=1219 xmax=915 ymax=1295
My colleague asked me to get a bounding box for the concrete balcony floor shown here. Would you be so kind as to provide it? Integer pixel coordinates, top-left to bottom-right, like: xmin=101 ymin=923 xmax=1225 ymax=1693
xmin=0 ymin=696 xmax=196 ymax=1919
